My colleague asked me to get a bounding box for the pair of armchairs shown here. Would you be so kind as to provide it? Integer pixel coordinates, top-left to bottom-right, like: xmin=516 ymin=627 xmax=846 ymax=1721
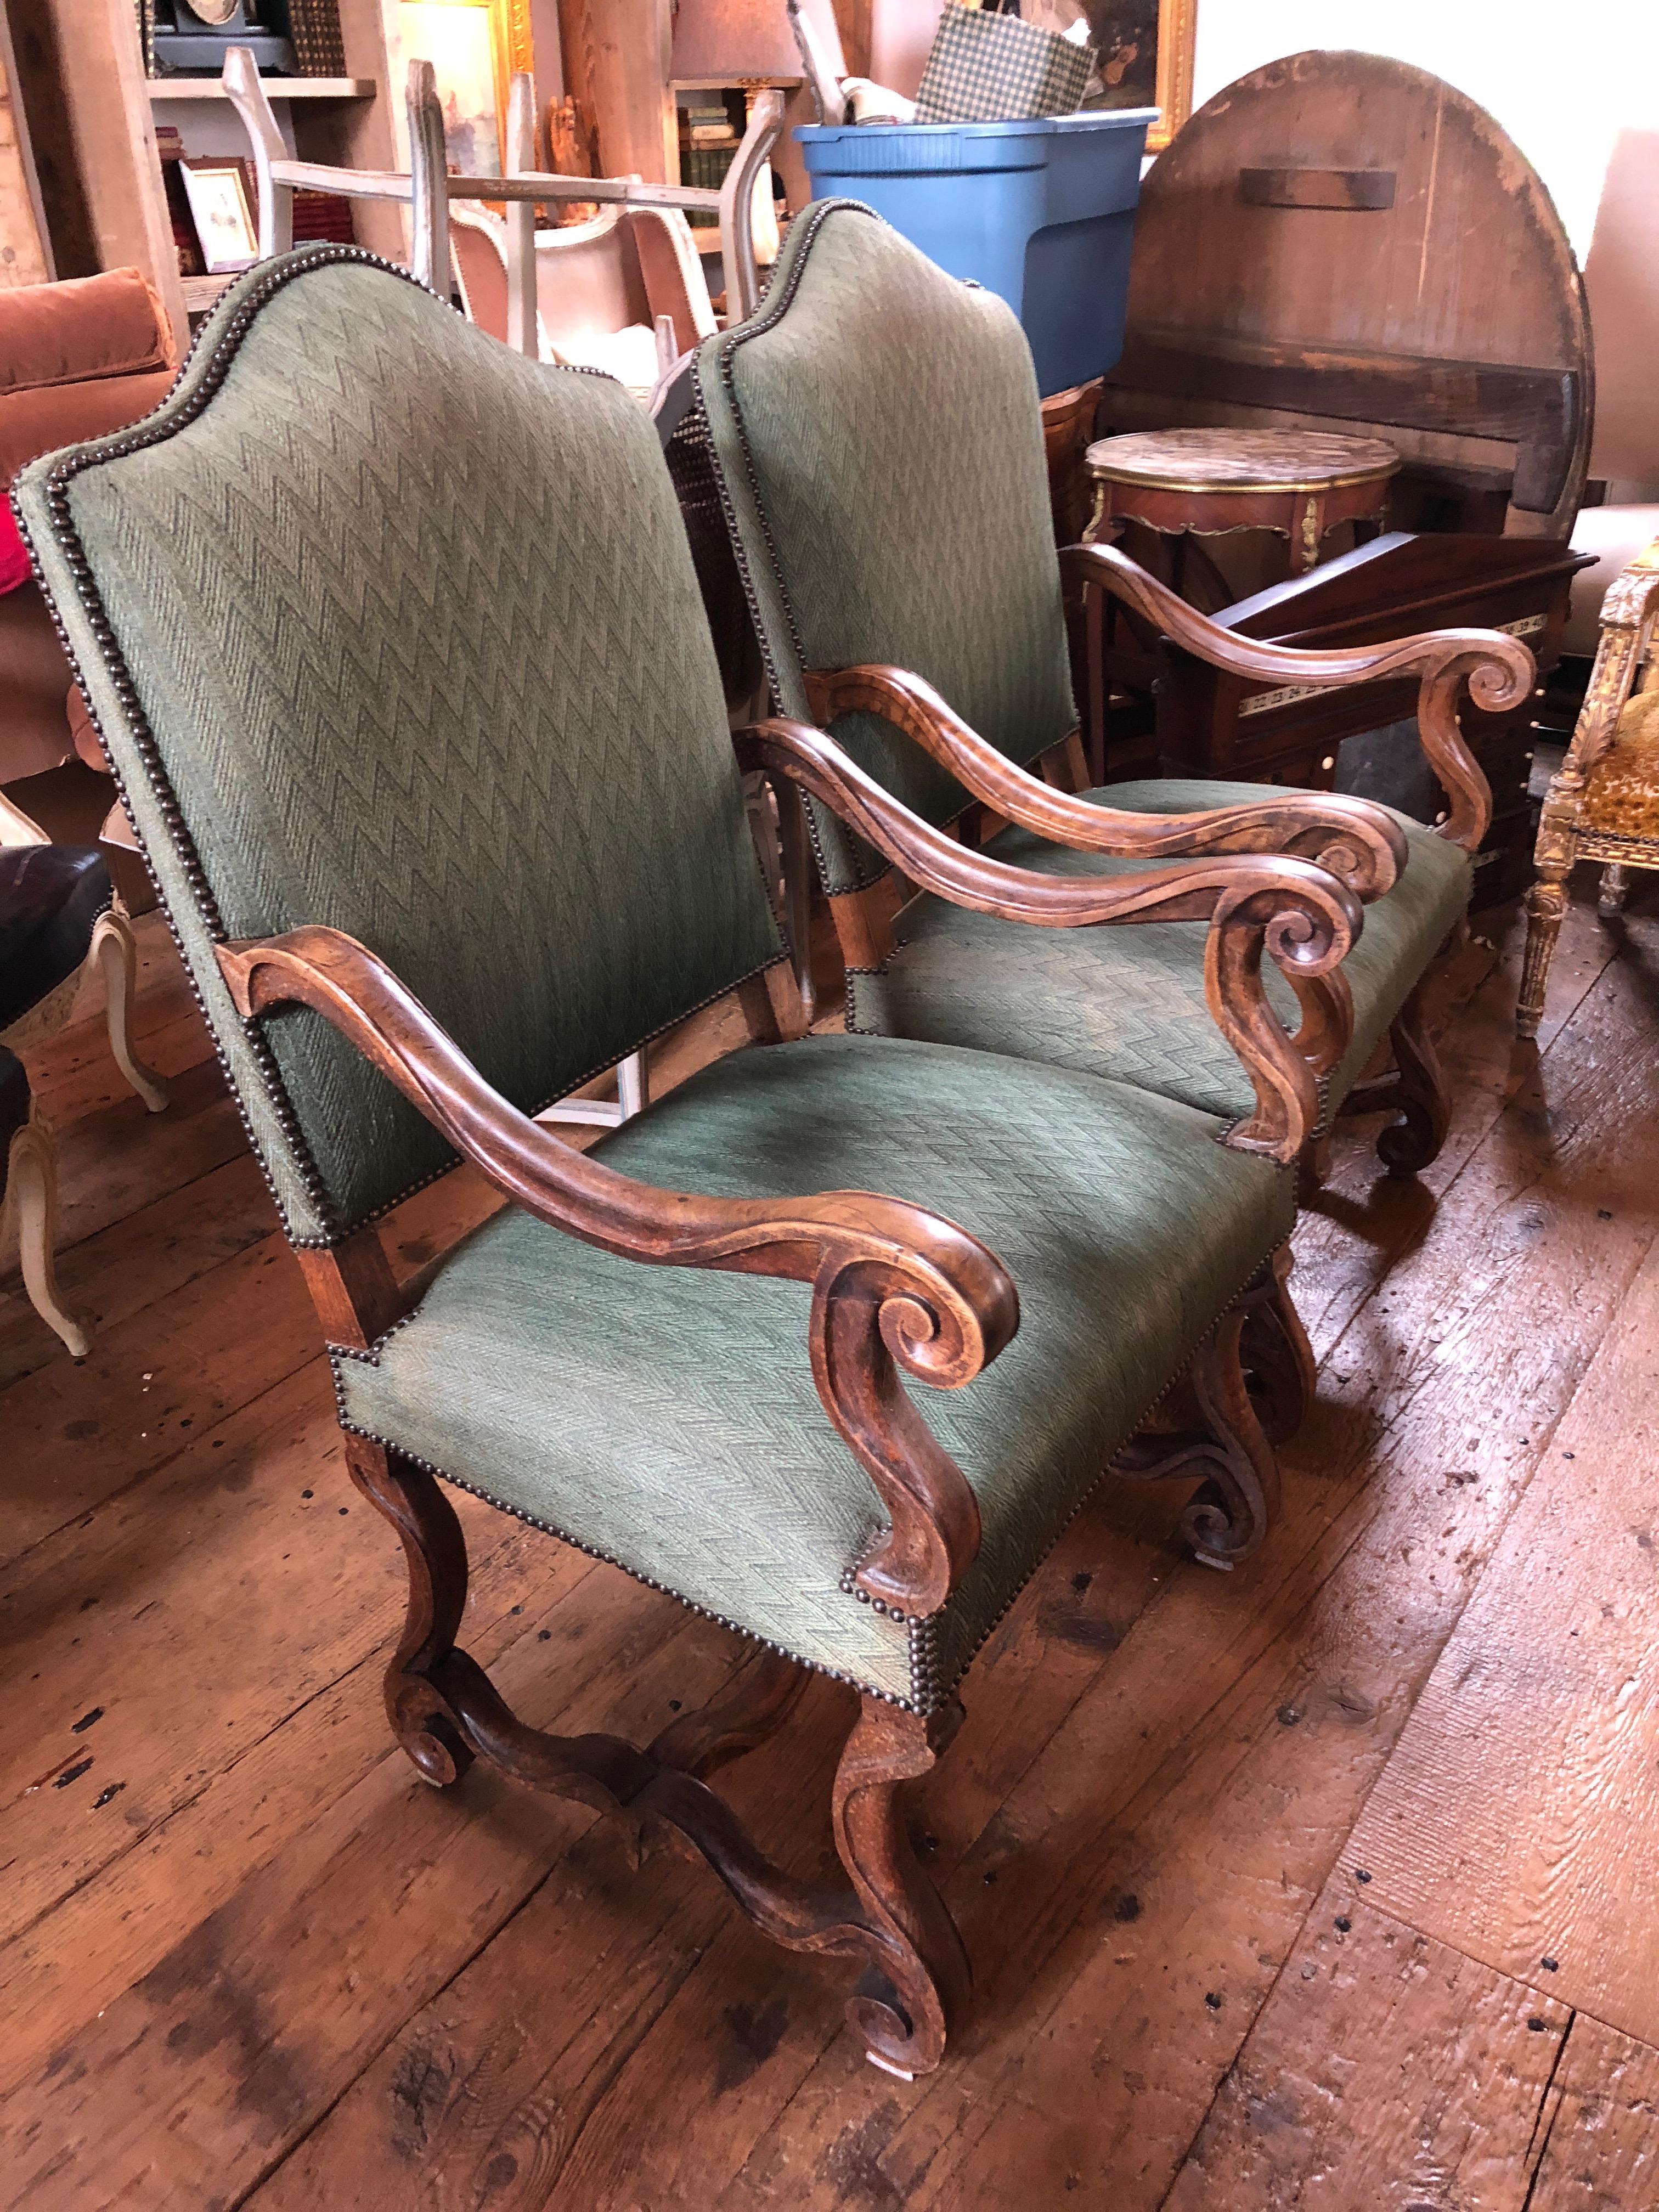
xmin=16 ymin=223 xmax=1522 ymax=2078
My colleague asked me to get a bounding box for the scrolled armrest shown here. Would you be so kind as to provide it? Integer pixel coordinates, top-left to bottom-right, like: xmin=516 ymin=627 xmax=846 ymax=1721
xmin=217 ymin=924 xmax=1018 ymax=1615
xmin=1062 ymin=540 xmax=1536 ymax=851
xmin=738 ymin=718 xmax=1361 ymax=1161
xmin=804 ymin=662 xmax=1407 ymax=900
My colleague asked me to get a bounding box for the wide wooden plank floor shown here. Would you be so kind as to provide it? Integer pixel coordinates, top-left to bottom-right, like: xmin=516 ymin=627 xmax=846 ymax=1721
xmin=3 ymin=881 xmax=1657 ymax=2208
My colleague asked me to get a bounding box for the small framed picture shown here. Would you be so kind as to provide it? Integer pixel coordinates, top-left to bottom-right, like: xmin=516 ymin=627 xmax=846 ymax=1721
xmin=179 ymin=160 xmax=259 ymax=275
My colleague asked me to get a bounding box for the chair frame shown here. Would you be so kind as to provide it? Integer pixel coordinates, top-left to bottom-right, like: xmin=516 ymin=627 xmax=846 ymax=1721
xmin=190 ymin=674 xmax=1359 ymax=2069
xmin=24 ymin=239 xmax=1368 ymax=2072
xmin=1518 ymin=541 xmax=1659 ymax=1037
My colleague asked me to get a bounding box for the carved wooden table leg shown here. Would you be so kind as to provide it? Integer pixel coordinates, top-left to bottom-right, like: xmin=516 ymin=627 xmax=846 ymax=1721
xmin=832 ymin=1695 xmax=972 ymax=2080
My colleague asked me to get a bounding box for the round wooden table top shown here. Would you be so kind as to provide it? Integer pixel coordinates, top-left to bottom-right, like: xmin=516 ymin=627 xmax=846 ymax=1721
xmin=1085 ymin=427 xmax=1402 ymax=495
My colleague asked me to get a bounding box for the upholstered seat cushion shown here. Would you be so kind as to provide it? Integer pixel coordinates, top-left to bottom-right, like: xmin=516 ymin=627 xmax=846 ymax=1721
xmin=851 ymin=781 xmax=1472 ymax=1128
xmin=335 ymin=1034 xmax=1294 ymax=1708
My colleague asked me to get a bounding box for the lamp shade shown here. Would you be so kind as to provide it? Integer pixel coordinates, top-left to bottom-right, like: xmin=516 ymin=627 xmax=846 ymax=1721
xmin=670 ymin=0 xmax=807 ymax=87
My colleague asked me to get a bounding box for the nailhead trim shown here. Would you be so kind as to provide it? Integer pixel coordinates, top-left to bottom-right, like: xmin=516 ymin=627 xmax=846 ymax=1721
xmin=331 ymin=1375 xmax=927 ymax=1712
xmin=19 ymin=239 xmax=793 ymax=1249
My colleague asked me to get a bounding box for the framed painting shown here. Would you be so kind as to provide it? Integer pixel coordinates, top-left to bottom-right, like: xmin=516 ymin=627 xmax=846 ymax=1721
xmin=1082 ymin=0 xmax=1197 ymax=153
xmin=398 ymin=0 xmax=533 ymax=175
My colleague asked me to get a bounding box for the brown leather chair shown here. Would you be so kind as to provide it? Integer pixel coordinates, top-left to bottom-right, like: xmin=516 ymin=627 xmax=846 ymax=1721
xmin=0 ymin=266 xmax=178 ymax=808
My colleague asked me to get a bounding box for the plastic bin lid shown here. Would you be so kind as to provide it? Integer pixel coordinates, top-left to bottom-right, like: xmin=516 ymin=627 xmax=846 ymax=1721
xmin=795 ymin=108 xmax=1154 ymax=173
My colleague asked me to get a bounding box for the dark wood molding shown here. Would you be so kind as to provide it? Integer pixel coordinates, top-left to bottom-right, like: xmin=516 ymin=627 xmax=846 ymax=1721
xmin=1107 ymin=329 xmax=1583 ymax=516
xmin=802 ymin=660 xmax=1409 ymax=900
xmin=1064 ymin=541 xmax=1532 ymax=850
xmin=736 ymin=718 xmax=1362 ymax=1163
xmin=217 ymin=926 xmax=1015 ymax=1617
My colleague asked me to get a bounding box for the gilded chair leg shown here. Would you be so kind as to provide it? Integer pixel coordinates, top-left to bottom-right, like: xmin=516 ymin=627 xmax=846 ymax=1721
xmin=1239 ymin=1245 xmax=1316 ymax=1445
xmin=3 ymin=1115 xmax=91 ymax=1358
xmin=1598 ymin=861 xmax=1630 ymax=916
xmin=1517 ymin=874 xmax=1569 ymax=1040
xmin=90 ymin=907 xmax=168 ymax=1113
xmin=831 ymin=1695 xmax=972 ymax=2079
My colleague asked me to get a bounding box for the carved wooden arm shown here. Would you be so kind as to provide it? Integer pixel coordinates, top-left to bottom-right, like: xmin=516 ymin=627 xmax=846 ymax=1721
xmin=736 ymin=718 xmax=1363 ymax=1163
xmin=216 ymin=925 xmax=1018 ymax=1617
xmin=804 ymin=662 xmax=1408 ymax=899
xmin=1062 ymin=541 xmax=1537 ymax=852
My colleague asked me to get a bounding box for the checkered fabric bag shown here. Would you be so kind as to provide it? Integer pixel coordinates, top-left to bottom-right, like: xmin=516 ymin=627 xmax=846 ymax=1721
xmin=912 ymin=4 xmax=1094 ymax=124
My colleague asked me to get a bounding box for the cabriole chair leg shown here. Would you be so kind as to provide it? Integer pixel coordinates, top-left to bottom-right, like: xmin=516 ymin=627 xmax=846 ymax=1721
xmin=1239 ymin=1245 xmax=1316 ymax=1445
xmin=89 ymin=906 xmax=169 ymax=1114
xmin=1340 ymin=974 xmax=1451 ymax=1173
xmin=1111 ymin=1267 xmax=1288 ymax=1570
xmin=344 ymin=1436 xmax=975 ymax=2073
xmin=832 ymin=1694 xmax=972 ymax=2080
xmin=3 ymin=1113 xmax=91 ymax=1358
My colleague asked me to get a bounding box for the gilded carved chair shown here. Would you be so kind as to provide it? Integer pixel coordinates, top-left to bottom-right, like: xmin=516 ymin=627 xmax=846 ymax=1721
xmin=694 ymin=202 xmax=1533 ymax=1180
xmin=1518 ymin=539 xmax=1659 ymax=1036
xmin=20 ymin=243 xmax=1367 ymax=2075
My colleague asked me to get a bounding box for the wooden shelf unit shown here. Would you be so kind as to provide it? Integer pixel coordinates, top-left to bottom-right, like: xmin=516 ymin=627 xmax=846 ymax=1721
xmin=19 ymin=0 xmax=407 ymax=349
xmin=146 ymin=77 xmax=376 ymax=101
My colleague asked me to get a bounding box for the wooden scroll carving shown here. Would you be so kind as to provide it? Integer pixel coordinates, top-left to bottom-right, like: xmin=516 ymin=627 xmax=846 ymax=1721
xmin=1062 ymin=541 xmax=1534 ymax=852
xmin=217 ymin=926 xmax=1015 ymax=1618
xmin=736 ymin=718 xmax=1363 ymax=1161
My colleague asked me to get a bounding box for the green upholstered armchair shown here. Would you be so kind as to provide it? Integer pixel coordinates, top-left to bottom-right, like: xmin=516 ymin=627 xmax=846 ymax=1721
xmin=693 ymin=199 xmax=1535 ymax=1179
xmin=18 ymin=244 xmax=1362 ymax=2078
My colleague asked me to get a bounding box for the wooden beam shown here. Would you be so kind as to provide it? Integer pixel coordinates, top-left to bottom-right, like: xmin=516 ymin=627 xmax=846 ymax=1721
xmin=24 ymin=0 xmax=187 ymax=347
xmin=557 ymin=0 xmax=674 ymax=184
xmin=0 ymin=3 xmax=51 ymax=286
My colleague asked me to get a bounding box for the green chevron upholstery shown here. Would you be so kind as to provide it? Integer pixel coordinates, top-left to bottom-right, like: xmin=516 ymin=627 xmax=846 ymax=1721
xmin=18 ymin=244 xmax=1302 ymax=1714
xmin=695 ymin=199 xmax=1077 ymax=894
xmin=337 ymin=1034 xmax=1294 ymax=1705
xmin=16 ymin=247 xmax=782 ymax=1243
xmin=854 ymin=781 xmax=1472 ymax=1126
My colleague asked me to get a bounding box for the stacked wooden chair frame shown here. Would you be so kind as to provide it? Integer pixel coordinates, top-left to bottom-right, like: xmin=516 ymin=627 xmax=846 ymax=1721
xmin=1519 ymin=538 xmax=1659 ymax=1032
xmin=15 ymin=222 xmax=1525 ymax=2076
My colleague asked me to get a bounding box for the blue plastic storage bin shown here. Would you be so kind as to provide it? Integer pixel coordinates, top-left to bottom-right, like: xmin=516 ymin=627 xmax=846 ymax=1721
xmin=794 ymin=109 xmax=1152 ymax=397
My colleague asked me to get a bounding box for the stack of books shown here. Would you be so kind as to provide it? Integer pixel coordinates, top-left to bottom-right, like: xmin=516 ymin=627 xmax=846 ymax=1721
xmin=678 ymin=95 xmax=742 ymax=224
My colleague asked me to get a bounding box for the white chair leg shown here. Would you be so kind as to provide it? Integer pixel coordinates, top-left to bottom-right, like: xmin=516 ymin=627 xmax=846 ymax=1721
xmin=89 ymin=906 xmax=168 ymax=1112
xmin=3 ymin=1116 xmax=91 ymax=1359
xmin=617 ymin=1049 xmax=649 ymax=1120
xmin=1599 ymin=860 xmax=1631 ymax=916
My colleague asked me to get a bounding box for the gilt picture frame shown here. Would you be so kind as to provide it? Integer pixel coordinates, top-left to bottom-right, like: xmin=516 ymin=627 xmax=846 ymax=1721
xmin=398 ymin=0 xmax=533 ymax=176
xmin=1084 ymin=0 xmax=1197 ymax=153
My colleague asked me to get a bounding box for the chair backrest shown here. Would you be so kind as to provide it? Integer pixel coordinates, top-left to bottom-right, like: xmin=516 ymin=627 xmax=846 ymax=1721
xmin=695 ymin=199 xmax=1077 ymax=894
xmin=16 ymin=247 xmax=782 ymax=1245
